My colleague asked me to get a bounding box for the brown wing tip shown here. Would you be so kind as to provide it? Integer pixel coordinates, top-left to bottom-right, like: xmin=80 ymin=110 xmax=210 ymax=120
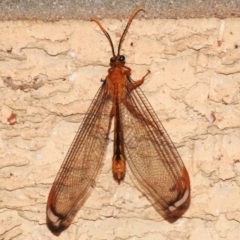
xmin=46 ymin=205 xmax=71 ymax=236
xmin=47 ymin=221 xmax=68 ymax=236
xmin=166 ymin=186 xmax=191 ymax=220
xmin=164 ymin=167 xmax=191 ymax=221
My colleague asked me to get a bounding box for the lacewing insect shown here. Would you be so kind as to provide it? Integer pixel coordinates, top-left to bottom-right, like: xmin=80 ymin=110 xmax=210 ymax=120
xmin=46 ymin=5 xmax=190 ymax=235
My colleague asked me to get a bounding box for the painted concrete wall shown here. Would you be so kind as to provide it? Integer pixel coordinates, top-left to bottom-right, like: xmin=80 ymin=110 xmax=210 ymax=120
xmin=1 ymin=18 xmax=240 ymax=239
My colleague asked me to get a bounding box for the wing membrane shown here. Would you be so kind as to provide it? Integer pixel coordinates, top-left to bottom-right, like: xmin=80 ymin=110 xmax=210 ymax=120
xmin=47 ymin=82 xmax=111 ymax=233
xmin=121 ymin=78 xmax=190 ymax=217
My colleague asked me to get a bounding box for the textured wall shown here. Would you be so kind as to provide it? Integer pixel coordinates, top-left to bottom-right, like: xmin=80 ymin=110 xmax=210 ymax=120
xmin=0 ymin=0 xmax=240 ymax=20
xmin=1 ymin=17 xmax=240 ymax=239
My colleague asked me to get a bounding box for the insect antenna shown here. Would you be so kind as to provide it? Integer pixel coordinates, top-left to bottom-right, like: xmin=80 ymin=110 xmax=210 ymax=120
xmin=91 ymin=17 xmax=116 ymax=57
xmin=91 ymin=5 xmax=144 ymax=58
xmin=117 ymin=5 xmax=145 ymax=55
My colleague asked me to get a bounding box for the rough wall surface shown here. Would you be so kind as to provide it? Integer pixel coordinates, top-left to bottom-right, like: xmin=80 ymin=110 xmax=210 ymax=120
xmin=0 ymin=0 xmax=240 ymax=20
xmin=0 ymin=18 xmax=240 ymax=240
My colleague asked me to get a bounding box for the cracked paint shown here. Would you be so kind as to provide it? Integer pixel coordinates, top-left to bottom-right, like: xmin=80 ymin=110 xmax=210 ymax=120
xmin=0 ymin=18 xmax=240 ymax=240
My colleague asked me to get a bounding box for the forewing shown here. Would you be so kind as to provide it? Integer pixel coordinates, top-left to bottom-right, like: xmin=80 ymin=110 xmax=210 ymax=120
xmin=47 ymin=82 xmax=111 ymax=234
xmin=121 ymin=79 xmax=190 ymax=217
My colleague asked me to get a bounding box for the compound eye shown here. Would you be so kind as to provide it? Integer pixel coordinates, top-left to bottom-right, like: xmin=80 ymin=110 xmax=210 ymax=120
xmin=110 ymin=57 xmax=115 ymax=63
xmin=119 ymin=55 xmax=125 ymax=62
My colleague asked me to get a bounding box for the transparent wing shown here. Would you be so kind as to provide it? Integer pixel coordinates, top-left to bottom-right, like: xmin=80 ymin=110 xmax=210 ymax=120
xmin=121 ymin=78 xmax=190 ymax=217
xmin=47 ymin=82 xmax=111 ymax=234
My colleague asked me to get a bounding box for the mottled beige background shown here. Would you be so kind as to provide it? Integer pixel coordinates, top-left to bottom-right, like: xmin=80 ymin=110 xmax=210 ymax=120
xmin=0 ymin=18 xmax=240 ymax=240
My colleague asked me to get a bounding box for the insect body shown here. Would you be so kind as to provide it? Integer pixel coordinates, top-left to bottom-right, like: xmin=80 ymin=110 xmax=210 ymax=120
xmin=46 ymin=5 xmax=190 ymax=235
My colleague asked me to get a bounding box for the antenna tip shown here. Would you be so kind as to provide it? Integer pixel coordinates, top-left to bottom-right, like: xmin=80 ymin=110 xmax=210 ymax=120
xmin=134 ymin=4 xmax=145 ymax=12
